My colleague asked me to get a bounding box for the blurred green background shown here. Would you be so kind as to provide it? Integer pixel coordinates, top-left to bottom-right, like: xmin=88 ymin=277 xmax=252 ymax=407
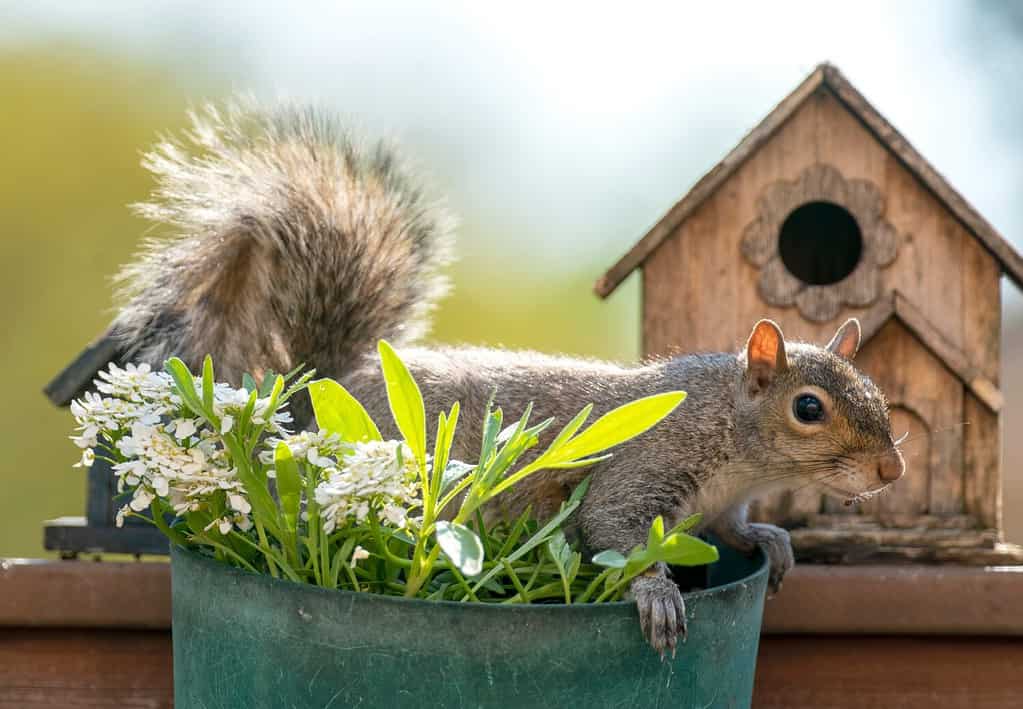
xmin=3 ymin=2 xmax=1023 ymax=557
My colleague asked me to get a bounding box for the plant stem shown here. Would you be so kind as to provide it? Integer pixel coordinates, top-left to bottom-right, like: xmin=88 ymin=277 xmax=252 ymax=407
xmin=501 ymin=559 xmax=529 ymax=602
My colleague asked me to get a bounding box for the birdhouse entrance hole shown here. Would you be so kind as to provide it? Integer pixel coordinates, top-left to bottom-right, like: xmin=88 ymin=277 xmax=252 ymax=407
xmin=778 ymin=201 xmax=862 ymax=285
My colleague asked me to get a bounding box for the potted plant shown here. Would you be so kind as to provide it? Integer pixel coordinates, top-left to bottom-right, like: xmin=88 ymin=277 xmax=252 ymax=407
xmin=68 ymin=343 xmax=768 ymax=708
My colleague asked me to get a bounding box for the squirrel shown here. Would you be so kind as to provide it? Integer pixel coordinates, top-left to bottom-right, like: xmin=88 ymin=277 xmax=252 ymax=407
xmin=88 ymin=99 xmax=905 ymax=655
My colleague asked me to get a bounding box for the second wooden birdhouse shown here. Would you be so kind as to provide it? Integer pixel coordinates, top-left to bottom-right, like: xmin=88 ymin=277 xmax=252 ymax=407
xmin=596 ymin=63 xmax=1023 ymax=563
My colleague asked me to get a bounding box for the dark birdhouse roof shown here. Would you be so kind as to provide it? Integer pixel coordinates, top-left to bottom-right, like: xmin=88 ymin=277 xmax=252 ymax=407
xmin=594 ymin=63 xmax=1023 ymax=298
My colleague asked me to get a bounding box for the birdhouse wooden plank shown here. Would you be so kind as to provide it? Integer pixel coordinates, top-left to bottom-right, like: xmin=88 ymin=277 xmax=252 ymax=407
xmin=598 ymin=63 xmax=1022 ymax=563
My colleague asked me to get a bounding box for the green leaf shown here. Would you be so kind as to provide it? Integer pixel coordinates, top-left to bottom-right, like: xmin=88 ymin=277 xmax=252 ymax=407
xmin=308 ymin=378 xmax=382 ymax=443
xmin=647 ymin=515 xmax=665 ymax=548
xmin=653 ymin=533 xmax=719 ymax=567
xmin=435 ymin=521 xmax=484 ymax=576
xmin=556 ymin=391 xmax=686 ymax=462
xmin=201 ymin=355 xmax=215 ymax=412
xmin=591 ymin=550 xmax=627 ymax=569
xmin=547 ymin=530 xmax=573 ymax=571
xmin=468 ymin=571 xmax=505 ymax=595
xmin=667 ymin=513 xmax=703 ymax=535
xmin=429 ymin=403 xmax=460 ymax=507
xmin=440 ymin=460 xmax=475 ymax=495
xmin=273 ymin=442 xmax=303 ymax=532
xmin=164 ymin=358 xmax=205 ymax=418
xmin=378 ymin=341 xmax=427 ymax=467
xmin=466 ymin=477 xmax=591 ymax=597
xmin=242 ymin=373 xmax=258 ymax=393
xmin=259 ymin=370 xmax=278 ymax=398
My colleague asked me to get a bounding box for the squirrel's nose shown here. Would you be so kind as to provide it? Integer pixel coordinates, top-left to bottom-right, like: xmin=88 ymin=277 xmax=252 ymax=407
xmin=878 ymin=449 xmax=905 ymax=483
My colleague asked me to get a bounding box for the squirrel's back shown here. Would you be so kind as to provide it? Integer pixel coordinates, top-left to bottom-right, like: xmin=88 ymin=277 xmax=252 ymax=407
xmin=111 ymin=99 xmax=454 ymax=408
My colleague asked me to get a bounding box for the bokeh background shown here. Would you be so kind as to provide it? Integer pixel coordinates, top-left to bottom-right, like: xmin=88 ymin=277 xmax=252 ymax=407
xmin=2 ymin=1 xmax=1021 ymax=557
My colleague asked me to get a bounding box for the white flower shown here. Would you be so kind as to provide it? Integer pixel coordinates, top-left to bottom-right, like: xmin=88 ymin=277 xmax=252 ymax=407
xmin=313 ymin=440 xmax=420 ymax=534
xmin=228 ymin=493 xmax=251 ymax=514
xmin=203 ymin=513 xmax=251 ymax=536
xmin=350 ymin=545 xmax=370 ymax=568
xmin=109 ymin=419 xmax=248 ymax=522
xmin=73 ymin=448 xmax=95 ymax=468
xmin=130 ymin=488 xmax=154 ymax=512
xmin=220 ymin=415 xmax=234 ymax=434
xmin=381 ymin=503 xmax=407 ymax=528
xmin=211 ymin=383 xmax=293 ymax=435
xmin=172 ymin=419 xmax=198 ymax=440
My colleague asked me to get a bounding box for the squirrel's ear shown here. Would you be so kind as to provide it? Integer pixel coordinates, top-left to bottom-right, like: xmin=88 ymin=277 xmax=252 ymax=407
xmin=826 ymin=318 xmax=861 ymax=360
xmin=745 ymin=319 xmax=788 ymax=393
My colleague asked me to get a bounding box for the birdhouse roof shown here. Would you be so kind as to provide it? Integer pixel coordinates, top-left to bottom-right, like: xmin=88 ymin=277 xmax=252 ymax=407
xmin=859 ymin=291 xmax=1001 ymax=413
xmin=594 ymin=63 xmax=1023 ymax=298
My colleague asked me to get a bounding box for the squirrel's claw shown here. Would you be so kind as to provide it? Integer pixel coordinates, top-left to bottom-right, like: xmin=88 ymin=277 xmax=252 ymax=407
xmin=750 ymin=523 xmax=794 ymax=595
xmin=631 ymin=574 xmax=687 ymax=658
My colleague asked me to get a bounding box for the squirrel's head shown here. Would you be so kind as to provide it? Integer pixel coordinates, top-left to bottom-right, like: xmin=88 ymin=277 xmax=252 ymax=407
xmin=736 ymin=318 xmax=905 ymax=504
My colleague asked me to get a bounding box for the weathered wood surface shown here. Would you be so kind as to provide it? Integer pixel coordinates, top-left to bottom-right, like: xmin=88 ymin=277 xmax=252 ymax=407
xmin=754 ymin=635 xmax=1023 ymax=709
xmin=858 ymin=292 xmax=1002 ymax=413
xmin=598 ymin=62 xmax=1023 ymax=297
xmin=3 ymin=560 xmax=1023 ymax=707
xmin=0 ymin=629 xmax=172 ymax=709
xmin=740 ymin=163 xmax=898 ymax=321
xmin=0 ymin=558 xmax=170 ymax=628
xmin=6 ymin=559 xmax=1023 ymax=635
xmin=636 ymin=82 xmax=1004 ymax=542
xmin=640 ymin=85 xmax=1000 ymax=370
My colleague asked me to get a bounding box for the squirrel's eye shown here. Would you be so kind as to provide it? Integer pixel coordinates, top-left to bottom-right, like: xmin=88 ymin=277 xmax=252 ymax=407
xmin=794 ymin=394 xmax=825 ymax=423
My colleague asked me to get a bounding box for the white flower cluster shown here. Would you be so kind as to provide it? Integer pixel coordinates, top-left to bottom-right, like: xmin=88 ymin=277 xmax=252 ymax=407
xmin=263 ymin=430 xmax=348 ymax=469
xmin=68 ymin=361 xmax=298 ymax=535
xmin=210 ymin=382 xmax=293 ymax=436
xmin=112 ymin=421 xmax=251 ymax=532
xmin=69 ymin=363 xmax=178 ymax=459
xmin=313 ymin=440 xmax=420 ymax=534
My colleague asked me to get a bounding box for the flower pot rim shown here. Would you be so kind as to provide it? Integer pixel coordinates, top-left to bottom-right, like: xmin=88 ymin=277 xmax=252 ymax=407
xmin=171 ymin=542 xmax=768 ymax=612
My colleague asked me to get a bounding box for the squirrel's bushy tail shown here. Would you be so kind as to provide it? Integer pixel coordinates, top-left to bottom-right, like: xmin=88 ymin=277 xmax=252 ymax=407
xmin=113 ymin=98 xmax=455 ymax=389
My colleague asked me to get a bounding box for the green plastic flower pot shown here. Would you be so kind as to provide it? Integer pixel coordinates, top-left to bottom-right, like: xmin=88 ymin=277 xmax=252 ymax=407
xmin=171 ymin=544 xmax=768 ymax=708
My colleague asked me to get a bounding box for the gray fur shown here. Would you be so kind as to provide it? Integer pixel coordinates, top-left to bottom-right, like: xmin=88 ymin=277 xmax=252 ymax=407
xmin=114 ymin=98 xmax=455 ymax=420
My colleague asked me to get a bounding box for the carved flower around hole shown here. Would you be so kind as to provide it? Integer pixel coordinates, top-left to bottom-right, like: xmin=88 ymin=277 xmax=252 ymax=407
xmin=741 ymin=164 xmax=898 ymax=322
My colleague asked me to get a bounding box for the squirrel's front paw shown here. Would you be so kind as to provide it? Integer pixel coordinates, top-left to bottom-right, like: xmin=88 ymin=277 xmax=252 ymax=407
xmin=750 ymin=523 xmax=793 ymax=594
xmin=629 ymin=574 xmax=687 ymax=658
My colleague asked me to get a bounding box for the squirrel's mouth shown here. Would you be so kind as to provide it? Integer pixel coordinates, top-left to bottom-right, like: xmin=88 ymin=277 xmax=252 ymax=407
xmin=822 ymin=482 xmax=890 ymax=507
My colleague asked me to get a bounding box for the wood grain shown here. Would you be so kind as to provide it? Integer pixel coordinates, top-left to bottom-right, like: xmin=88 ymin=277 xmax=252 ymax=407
xmin=963 ymin=394 xmax=1002 ymax=532
xmin=0 ymin=629 xmax=172 ymax=709
xmin=755 ymin=635 xmax=1023 ymax=709
xmin=0 ymin=559 xmax=170 ymax=629
xmin=599 ymin=62 xmax=1023 ymax=297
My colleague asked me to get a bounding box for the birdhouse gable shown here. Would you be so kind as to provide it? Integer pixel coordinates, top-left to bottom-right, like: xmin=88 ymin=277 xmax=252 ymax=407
xmin=859 ymin=292 xmax=1002 ymax=413
xmin=595 ymin=63 xmax=1023 ymax=300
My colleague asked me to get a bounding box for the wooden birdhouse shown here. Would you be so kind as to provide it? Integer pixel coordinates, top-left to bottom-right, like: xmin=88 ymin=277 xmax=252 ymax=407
xmin=595 ymin=63 xmax=1023 ymax=564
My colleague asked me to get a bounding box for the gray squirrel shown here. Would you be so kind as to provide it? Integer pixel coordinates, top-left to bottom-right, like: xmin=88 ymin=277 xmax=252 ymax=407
xmin=86 ymin=99 xmax=905 ymax=654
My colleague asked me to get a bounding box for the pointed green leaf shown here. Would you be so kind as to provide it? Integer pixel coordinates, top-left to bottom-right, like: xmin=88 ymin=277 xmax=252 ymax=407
xmin=556 ymin=391 xmax=686 ymax=462
xmin=378 ymin=341 xmax=427 ymax=466
xmin=308 ymin=378 xmax=382 ymax=443
xmin=164 ymin=358 xmax=205 ymax=418
xmin=440 ymin=460 xmax=475 ymax=495
xmin=591 ymin=549 xmax=628 ymax=569
xmin=647 ymin=515 xmax=665 ymax=548
xmin=657 ymin=533 xmax=719 ymax=566
xmin=667 ymin=513 xmax=703 ymax=536
xmin=242 ymin=373 xmax=258 ymax=393
xmin=273 ymin=442 xmax=303 ymax=531
xmin=201 ymin=355 xmax=215 ymax=412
